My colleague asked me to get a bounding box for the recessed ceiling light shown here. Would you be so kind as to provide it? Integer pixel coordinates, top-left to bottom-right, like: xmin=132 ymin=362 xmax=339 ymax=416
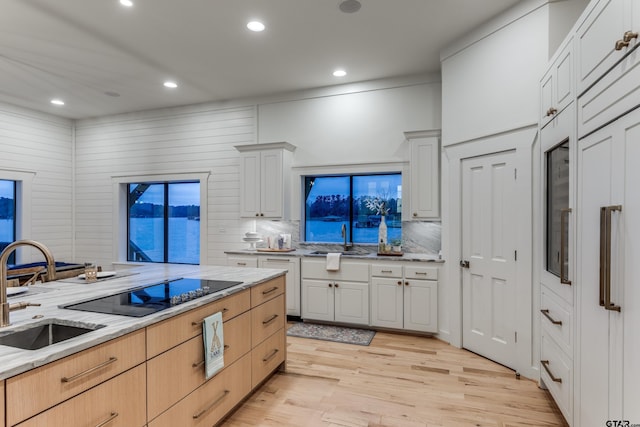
xmin=247 ymin=21 xmax=265 ymax=32
xmin=120 ymin=0 xmax=133 ymax=7
xmin=333 ymin=69 xmax=347 ymax=77
xmin=50 ymin=99 xmax=65 ymax=106
xmin=163 ymin=81 xmax=178 ymax=88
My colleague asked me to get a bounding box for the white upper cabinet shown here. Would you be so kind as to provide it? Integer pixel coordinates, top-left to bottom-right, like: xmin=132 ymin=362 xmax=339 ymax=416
xmin=236 ymin=142 xmax=295 ymax=219
xmin=540 ymin=37 xmax=575 ymax=128
xmin=405 ymin=130 xmax=440 ymax=220
xmin=575 ymin=0 xmax=639 ymax=95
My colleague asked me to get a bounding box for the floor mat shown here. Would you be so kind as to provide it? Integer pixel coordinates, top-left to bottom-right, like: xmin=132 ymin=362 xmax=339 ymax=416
xmin=286 ymin=322 xmax=375 ymax=346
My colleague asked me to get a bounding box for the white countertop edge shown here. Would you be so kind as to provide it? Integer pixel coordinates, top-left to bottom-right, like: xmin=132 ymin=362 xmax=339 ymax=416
xmin=224 ymin=249 xmax=445 ymax=263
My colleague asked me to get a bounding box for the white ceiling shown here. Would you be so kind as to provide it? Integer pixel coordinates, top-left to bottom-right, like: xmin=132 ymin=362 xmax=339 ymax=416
xmin=1 ymin=0 xmax=521 ymax=120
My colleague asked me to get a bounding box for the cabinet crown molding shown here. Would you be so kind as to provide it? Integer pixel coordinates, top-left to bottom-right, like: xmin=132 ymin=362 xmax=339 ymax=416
xmin=404 ymin=130 xmax=441 ymax=140
xmin=234 ymin=142 xmax=296 ymax=152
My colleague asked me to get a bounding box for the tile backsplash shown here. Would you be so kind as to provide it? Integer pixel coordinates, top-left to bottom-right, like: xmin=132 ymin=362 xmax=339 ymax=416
xmin=245 ymin=219 xmax=441 ymax=255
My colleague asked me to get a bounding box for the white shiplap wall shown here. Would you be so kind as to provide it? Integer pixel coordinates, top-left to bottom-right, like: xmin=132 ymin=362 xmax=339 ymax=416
xmin=0 ymin=102 xmax=74 ymax=263
xmin=74 ymin=103 xmax=255 ymax=267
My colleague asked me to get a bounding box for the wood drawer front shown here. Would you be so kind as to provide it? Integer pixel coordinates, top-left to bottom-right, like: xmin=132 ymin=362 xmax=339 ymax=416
xmin=223 ymin=311 xmax=252 ymax=366
xmin=16 ymin=364 xmax=146 ymax=427
xmin=148 ymin=353 xmax=251 ymax=427
xmin=1 ymin=380 xmax=4 ymax=427
xmin=251 ymin=328 xmax=285 ymax=389
xmin=146 ymin=311 xmax=252 ymax=422
xmin=302 ymin=258 xmax=370 ymax=282
xmin=371 ymin=264 xmax=402 ymax=278
xmin=7 ymin=330 xmax=145 ymax=426
xmin=540 ymin=331 xmax=573 ymax=424
xmin=404 ymin=265 xmax=438 ymax=280
xmin=251 ymin=294 xmax=285 ymax=346
xmin=540 ymin=286 xmax=573 ymax=355
xmin=147 ymin=289 xmax=250 ymax=357
xmin=251 ymin=276 xmax=285 ymax=307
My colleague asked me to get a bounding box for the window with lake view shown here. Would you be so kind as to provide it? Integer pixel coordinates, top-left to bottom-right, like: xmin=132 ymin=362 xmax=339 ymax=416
xmin=128 ymin=181 xmax=200 ymax=264
xmin=0 ymin=180 xmax=16 ymax=264
xmin=304 ymin=173 xmax=402 ymax=244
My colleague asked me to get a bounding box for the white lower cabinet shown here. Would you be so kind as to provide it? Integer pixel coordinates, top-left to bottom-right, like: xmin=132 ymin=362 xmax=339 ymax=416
xmin=301 ymin=258 xmax=370 ymax=325
xmin=227 ymin=254 xmax=301 ymax=317
xmin=259 ymin=256 xmax=300 ymax=316
xmin=370 ymin=263 xmax=438 ymax=333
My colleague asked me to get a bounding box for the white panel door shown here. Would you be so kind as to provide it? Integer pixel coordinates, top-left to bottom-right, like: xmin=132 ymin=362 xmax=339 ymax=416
xmin=371 ymin=277 xmax=403 ymax=329
xmin=334 ymin=281 xmax=369 ymax=325
xmin=462 ymin=150 xmax=518 ymax=368
xmin=404 ymin=279 xmax=438 ymax=333
xmin=301 ymin=279 xmax=334 ymax=322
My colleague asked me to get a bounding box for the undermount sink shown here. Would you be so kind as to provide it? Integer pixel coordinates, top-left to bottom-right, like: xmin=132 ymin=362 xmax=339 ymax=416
xmin=309 ymin=250 xmax=357 ymax=256
xmin=0 ymin=319 xmax=105 ymax=350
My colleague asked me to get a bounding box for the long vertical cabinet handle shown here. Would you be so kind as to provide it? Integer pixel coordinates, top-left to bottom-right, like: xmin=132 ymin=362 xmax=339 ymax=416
xmin=560 ymin=208 xmax=572 ymax=285
xmin=600 ymin=205 xmax=622 ymax=311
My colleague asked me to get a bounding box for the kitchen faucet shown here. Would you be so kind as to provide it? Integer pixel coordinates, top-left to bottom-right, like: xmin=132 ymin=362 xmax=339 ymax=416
xmin=341 ymin=224 xmax=353 ymax=252
xmin=0 ymin=240 xmax=54 ymax=327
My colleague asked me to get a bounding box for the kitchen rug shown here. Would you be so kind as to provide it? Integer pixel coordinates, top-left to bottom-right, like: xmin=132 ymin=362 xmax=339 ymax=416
xmin=286 ymin=322 xmax=375 ymax=346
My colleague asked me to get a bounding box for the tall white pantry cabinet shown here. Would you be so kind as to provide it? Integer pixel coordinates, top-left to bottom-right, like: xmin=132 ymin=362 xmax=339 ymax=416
xmin=539 ymin=0 xmax=640 ymax=425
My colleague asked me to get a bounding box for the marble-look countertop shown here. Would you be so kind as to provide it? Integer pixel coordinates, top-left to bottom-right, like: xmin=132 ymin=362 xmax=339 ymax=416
xmin=0 ymin=264 xmax=286 ymax=379
xmin=225 ymin=249 xmax=445 ymax=263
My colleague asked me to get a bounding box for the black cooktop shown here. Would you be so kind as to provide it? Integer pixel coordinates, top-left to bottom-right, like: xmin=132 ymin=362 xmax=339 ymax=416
xmin=62 ymin=278 xmax=243 ymax=317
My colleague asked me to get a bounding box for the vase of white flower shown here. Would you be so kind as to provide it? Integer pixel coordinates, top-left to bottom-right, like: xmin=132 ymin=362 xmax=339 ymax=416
xmin=378 ymin=215 xmax=388 ymax=251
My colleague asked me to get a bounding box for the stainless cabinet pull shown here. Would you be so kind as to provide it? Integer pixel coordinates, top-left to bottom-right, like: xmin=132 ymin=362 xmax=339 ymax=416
xmin=265 ymin=258 xmax=285 ymax=262
xmin=192 ymin=390 xmax=230 ymax=419
xmin=262 ymin=348 xmax=279 ymax=362
xmin=560 ymin=208 xmax=572 ymax=285
xmin=262 ymin=314 xmax=278 ymax=325
xmin=237 ymin=262 xmax=247 ymax=266
xmin=414 ymin=272 xmax=428 ymax=276
xmin=262 ymin=286 xmax=279 ymax=295
xmin=192 ymin=308 xmax=228 ymax=326
xmin=602 ymin=205 xmax=622 ymax=311
xmin=61 ymin=357 xmax=117 ymax=383
xmin=540 ymin=309 xmax=562 ymax=325
xmin=381 ymin=269 xmax=393 ymax=273
xmin=600 ymin=207 xmax=606 ymax=306
xmin=540 ymin=360 xmax=562 ymax=383
xmin=95 ymin=412 xmax=118 ymax=427
xmin=615 ymin=39 xmax=630 ymax=50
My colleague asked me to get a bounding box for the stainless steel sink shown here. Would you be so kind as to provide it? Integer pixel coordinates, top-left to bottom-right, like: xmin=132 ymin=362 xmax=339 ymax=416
xmin=0 ymin=319 xmax=105 ymax=350
xmin=309 ymin=250 xmax=357 ymax=256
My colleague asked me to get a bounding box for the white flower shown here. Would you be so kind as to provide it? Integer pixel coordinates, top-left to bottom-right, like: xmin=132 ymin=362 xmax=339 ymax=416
xmin=365 ymin=197 xmax=390 ymax=216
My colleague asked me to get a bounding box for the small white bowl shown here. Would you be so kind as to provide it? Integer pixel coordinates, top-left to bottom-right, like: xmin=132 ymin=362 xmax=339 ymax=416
xmin=245 ymin=231 xmax=259 ymax=238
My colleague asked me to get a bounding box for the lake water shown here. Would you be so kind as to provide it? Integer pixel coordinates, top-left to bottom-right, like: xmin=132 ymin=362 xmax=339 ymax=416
xmin=129 ymin=217 xmax=200 ymax=264
xmin=306 ymin=219 xmax=401 ymax=243
xmin=0 ymin=219 xmax=13 ymax=242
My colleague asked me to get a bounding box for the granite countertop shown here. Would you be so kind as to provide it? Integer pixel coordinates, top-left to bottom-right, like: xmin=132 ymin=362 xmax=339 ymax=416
xmin=0 ymin=264 xmax=287 ymax=379
xmin=225 ymin=248 xmax=445 ymax=263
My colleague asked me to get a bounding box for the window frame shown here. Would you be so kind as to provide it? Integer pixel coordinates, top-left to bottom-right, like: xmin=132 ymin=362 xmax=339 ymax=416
xmin=112 ymin=171 xmax=209 ymax=265
xmin=294 ymin=162 xmax=407 ymax=244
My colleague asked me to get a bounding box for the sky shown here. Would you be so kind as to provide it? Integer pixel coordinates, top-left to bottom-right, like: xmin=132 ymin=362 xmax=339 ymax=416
xmin=0 ymin=180 xmax=14 ymax=199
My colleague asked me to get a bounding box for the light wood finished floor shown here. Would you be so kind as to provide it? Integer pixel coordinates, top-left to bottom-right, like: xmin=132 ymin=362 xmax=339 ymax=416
xmin=222 ymin=329 xmax=567 ymax=427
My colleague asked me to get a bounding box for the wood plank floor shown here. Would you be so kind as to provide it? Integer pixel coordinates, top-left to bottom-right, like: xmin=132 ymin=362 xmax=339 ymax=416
xmin=222 ymin=328 xmax=568 ymax=427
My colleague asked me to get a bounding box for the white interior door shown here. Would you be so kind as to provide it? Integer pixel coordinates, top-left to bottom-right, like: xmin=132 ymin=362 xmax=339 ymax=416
xmin=462 ymin=150 xmax=518 ymax=369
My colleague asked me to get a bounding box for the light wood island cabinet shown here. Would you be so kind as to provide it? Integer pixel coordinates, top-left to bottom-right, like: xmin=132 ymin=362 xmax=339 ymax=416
xmin=15 ymin=364 xmax=146 ymax=427
xmin=1 ymin=380 xmax=4 ymax=427
xmin=3 ymin=275 xmax=287 ymax=427
xmin=6 ymin=329 xmax=146 ymax=426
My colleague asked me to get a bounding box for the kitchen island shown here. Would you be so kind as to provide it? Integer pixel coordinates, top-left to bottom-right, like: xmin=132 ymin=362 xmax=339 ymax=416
xmin=0 ymin=263 xmax=287 ymax=426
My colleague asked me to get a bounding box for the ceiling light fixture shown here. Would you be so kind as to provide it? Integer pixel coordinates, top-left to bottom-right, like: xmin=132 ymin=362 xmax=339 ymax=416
xmin=247 ymin=21 xmax=265 ymax=32
xmin=163 ymin=81 xmax=178 ymax=88
xmin=339 ymin=0 xmax=361 ymax=14
xmin=50 ymin=99 xmax=65 ymax=106
xmin=333 ymin=69 xmax=347 ymax=77
xmin=120 ymin=0 xmax=133 ymax=7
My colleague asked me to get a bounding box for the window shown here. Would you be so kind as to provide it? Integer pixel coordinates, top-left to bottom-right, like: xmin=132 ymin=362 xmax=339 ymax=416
xmin=128 ymin=181 xmax=200 ymax=264
xmin=0 ymin=180 xmax=16 ymax=264
xmin=304 ymin=173 xmax=401 ymax=244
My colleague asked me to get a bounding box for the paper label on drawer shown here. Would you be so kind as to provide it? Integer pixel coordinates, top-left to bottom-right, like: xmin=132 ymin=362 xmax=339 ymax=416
xmin=203 ymin=311 xmax=224 ymax=379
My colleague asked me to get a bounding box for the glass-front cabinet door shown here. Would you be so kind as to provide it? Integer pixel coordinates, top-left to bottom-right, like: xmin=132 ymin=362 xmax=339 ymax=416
xmin=546 ymin=140 xmax=571 ymax=283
